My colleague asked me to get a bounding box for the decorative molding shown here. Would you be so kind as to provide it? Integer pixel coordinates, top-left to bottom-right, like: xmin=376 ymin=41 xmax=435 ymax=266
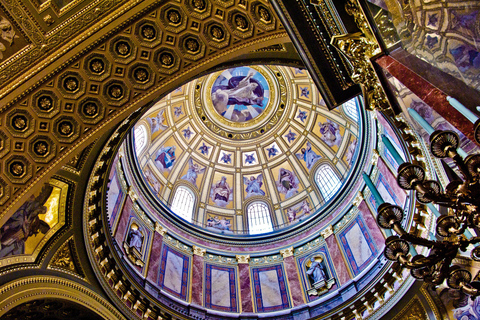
xmin=391 ymin=296 xmax=428 ymax=320
xmin=280 ymin=246 xmax=294 ymax=258
xmin=192 ymin=245 xmax=206 ymax=257
xmin=320 ymin=225 xmax=334 ymax=239
xmin=236 ymin=254 xmax=250 ymax=264
xmin=154 ymin=222 xmax=167 ymax=236
xmin=48 ymin=237 xmax=83 ymax=277
xmin=353 ymin=191 xmax=364 ymax=207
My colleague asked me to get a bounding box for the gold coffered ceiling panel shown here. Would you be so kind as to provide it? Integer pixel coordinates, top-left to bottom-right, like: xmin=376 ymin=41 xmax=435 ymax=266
xmin=0 ymin=0 xmax=289 ymax=222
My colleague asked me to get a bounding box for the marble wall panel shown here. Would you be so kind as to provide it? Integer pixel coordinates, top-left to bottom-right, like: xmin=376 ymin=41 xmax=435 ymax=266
xmin=238 ymin=263 xmax=253 ymax=312
xmin=158 ymin=246 xmax=189 ymax=300
xmin=337 ymin=215 xmax=379 ymax=277
xmin=107 ymin=168 xmax=124 ymax=224
xmin=252 ymin=265 xmax=290 ymax=312
xmin=205 ymin=264 xmax=237 ymax=312
xmin=114 ymin=196 xmax=133 ymax=246
xmin=146 ymin=231 xmax=164 ymax=283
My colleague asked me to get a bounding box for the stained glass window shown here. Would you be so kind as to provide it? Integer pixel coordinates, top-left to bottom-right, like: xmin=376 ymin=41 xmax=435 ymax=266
xmin=247 ymin=202 xmax=273 ymax=235
xmin=171 ymin=186 xmax=195 ymax=222
xmin=315 ymin=164 xmax=342 ymax=202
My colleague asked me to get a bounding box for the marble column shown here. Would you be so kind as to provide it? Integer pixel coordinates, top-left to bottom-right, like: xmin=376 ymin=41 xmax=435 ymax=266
xmin=375 ymin=55 xmax=480 ymax=146
xmin=236 ymin=255 xmax=254 ymax=313
xmin=191 ymin=245 xmax=206 ymax=306
xmin=321 ymin=226 xmax=351 ymax=285
xmin=280 ymin=247 xmax=305 ymax=306
xmin=146 ymin=223 xmax=167 ymax=283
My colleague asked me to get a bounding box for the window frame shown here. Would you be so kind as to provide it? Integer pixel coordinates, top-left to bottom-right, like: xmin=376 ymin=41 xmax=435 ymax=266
xmin=246 ymin=201 xmax=274 ymax=235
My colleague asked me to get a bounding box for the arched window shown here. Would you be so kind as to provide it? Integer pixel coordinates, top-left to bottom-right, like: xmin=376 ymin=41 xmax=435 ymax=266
xmin=134 ymin=124 xmax=148 ymax=155
xmin=170 ymin=186 xmax=195 ymax=222
xmin=315 ymin=164 xmax=342 ymax=202
xmin=247 ymin=202 xmax=273 ymax=235
xmin=342 ymin=98 xmax=359 ymax=122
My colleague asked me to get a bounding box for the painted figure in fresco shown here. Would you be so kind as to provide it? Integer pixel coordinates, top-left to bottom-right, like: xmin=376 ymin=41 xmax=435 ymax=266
xmin=267 ymin=144 xmax=279 ymax=158
xmin=287 ymin=207 xmax=299 ymax=222
xmin=296 ymin=141 xmax=321 ymax=170
xmin=182 ymin=127 xmax=192 ymax=140
xmin=211 ymin=69 xmax=264 ymax=121
xmin=143 ymin=167 xmax=161 ymax=194
xmin=276 ymin=168 xmax=299 ymax=199
xmin=206 ymin=216 xmax=231 ymax=231
xmin=126 ymin=224 xmax=143 ymax=252
xmin=319 ymin=119 xmax=342 ymax=148
xmin=284 ymin=130 xmax=297 ymax=143
xmin=147 ymin=109 xmax=168 ymax=134
xmin=345 ymin=139 xmax=357 ymax=165
xmin=181 ymin=158 xmax=206 ymax=186
xmin=220 ymin=152 xmax=232 ymax=164
xmin=198 ymin=143 xmax=210 ymax=156
xmin=0 ymin=185 xmax=52 ymax=258
xmin=244 ymin=153 xmax=256 ymax=165
xmin=244 ymin=174 xmax=265 ymax=198
xmin=155 ymin=145 xmax=176 ymax=171
xmin=173 ymin=106 xmax=183 ymax=118
xmin=210 ymin=176 xmax=233 ymax=207
xmin=296 ymin=110 xmax=308 ymax=123
xmin=300 ymin=200 xmax=311 ymax=216
xmin=453 ymin=297 xmax=480 ymax=320
xmin=307 ymin=257 xmax=327 ymax=284
xmin=450 ymin=45 xmax=480 ymax=73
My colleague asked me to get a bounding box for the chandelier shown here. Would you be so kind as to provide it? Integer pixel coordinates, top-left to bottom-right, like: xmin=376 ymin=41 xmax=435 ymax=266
xmin=377 ymin=129 xmax=480 ymax=296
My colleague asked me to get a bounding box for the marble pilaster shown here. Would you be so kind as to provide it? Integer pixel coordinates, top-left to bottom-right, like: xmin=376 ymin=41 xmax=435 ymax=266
xmin=236 ymin=255 xmax=253 ymax=313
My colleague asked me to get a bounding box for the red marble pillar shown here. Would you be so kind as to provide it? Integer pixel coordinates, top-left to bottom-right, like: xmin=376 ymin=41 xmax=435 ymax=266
xmin=236 ymin=255 xmax=254 ymax=313
xmin=322 ymin=227 xmax=351 ymax=285
xmin=191 ymin=246 xmax=206 ymax=306
xmin=146 ymin=224 xmax=167 ymax=283
xmin=281 ymin=248 xmax=305 ymax=306
xmin=376 ymin=55 xmax=479 ymax=146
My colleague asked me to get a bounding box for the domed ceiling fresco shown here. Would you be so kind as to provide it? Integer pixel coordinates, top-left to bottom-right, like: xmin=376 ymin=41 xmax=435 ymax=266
xmin=130 ymin=65 xmax=362 ymax=234
xmin=100 ymin=64 xmax=418 ymax=319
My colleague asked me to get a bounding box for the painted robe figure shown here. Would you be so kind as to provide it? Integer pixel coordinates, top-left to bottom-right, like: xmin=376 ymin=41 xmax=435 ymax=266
xmin=244 ymin=174 xmax=265 ymax=198
xmin=147 ymin=109 xmax=168 ymax=134
xmin=210 ymin=176 xmax=233 ymax=207
xmin=155 ymin=146 xmax=176 ymax=171
xmin=276 ymin=168 xmax=299 ymax=199
xmin=0 ymin=185 xmax=52 ymax=258
xmin=181 ymin=158 xmax=206 ymax=186
xmin=211 ymin=69 xmax=264 ymax=121
xmin=296 ymin=141 xmax=321 ymax=170
xmin=319 ymin=119 xmax=342 ymax=148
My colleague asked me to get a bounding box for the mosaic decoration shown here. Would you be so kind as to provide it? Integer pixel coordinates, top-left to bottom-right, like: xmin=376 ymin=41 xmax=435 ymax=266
xmin=147 ymin=110 xmax=168 ymax=135
xmin=318 ymin=119 xmax=343 ymax=148
xmin=266 ymin=143 xmax=280 ymax=158
xmin=337 ymin=215 xmax=379 ymax=277
xmin=205 ymin=264 xmax=238 ymax=312
xmin=158 ymin=246 xmax=189 ymax=301
xmin=296 ymin=109 xmax=308 ymax=123
xmin=211 ymin=67 xmax=269 ymax=123
xmin=219 ymin=152 xmax=232 ymax=164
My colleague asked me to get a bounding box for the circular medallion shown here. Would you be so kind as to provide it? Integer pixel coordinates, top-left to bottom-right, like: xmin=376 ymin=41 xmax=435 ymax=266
xmin=210 ymin=67 xmax=269 ymax=123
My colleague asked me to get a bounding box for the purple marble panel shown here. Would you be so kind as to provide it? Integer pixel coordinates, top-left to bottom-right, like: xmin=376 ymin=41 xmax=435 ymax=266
xmin=238 ymin=263 xmax=253 ymax=313
xmin=325 ymin=235 xmax=350 ymax=286
xmin=114 ymin=196 xmax=133 ymax=245
xmin=283 ymin=256 xmax=305 ymax=306
xmin=146 ymin=231 xmax=164 ymax=283
xmin=191 ymin=254 xmax=204 ymax=306
xmin=377 ymin=158 xmax=406 ymax=206
xmin=358 ymin=201 xmax=385 ymax=252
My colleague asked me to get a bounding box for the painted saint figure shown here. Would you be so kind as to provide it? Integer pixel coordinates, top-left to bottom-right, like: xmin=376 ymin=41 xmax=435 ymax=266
xmin=319 ymin=119 xmax=342 ymax=148
xmin=276 ymin=168 xmax=299 ymax=199
xmin=296 ymin=141 xmax=321 ymax=170
xmin=155 ymin=145 xmax=176 ymax=171
xmin=244 ymin=174 xmax=265 ymax=198
xmin=147 ymin=109 xmax=168 ymax=134
xmin=210 ymin=176 xmax=233 ymax=207
xmin=0 ymin=185 xmax=52 ymax=258
xmin=181 ymin=158 xmax=206 ymax=186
